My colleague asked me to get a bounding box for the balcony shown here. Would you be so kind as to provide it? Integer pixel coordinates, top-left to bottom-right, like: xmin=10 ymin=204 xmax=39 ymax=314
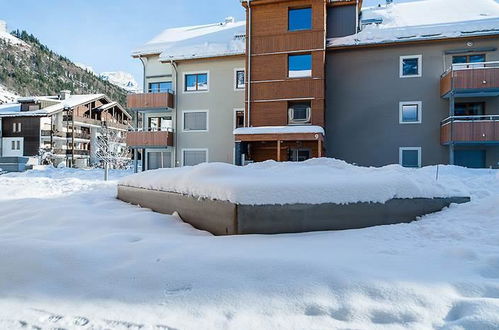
xmin=126 ymin=129 xmax=174 ymax=148
xmin=440 ymin=61 xmax=499 ymax=98
xmin=441 ymin=115 xmax=499 ymax=145
xmin=127 ymin=92 xmax=174 ymax=111
xmin=53 ymin=149 xmax=90 ymax=156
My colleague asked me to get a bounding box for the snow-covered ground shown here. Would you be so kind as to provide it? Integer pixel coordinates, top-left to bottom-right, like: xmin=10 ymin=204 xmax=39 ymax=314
xmin=0 ymin=164 xmax=498 ymax=329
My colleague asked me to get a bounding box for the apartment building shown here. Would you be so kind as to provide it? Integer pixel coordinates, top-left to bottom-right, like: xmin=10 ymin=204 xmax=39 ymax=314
xmin=237 ymin=0 xmax=499 ymax=168
xmin=0 ymin=91 xmax=129 ymax=171
xmin=127 ymin=18 xmax=246 ymax=171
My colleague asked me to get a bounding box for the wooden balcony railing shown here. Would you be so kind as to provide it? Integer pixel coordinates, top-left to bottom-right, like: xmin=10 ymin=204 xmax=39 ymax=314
xmin=440 ymin=61 xmax=499 ymax=97
xmin=126 ymin=129 xmax=174 ymax=148
xmin=441 ymin=115 xmax=499 ymax=145
xmin=127 ymin=92 xmax=174 ymax=110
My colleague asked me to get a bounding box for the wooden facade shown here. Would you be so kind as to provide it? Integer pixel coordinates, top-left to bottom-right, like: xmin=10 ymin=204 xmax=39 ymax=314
xmin=127 ymin=92 xmax=174 ymax=110
xmin=126 ymin=131 xmax=174 ymax=148
xmin=1 ymin=116 xmax=41 ymax=156
xmin=440 ymin=65 xmax=499 ymax=97
xmin=441 ymin=118 xmax=499 ymax=144
xmin=245 ymin=0 xmax=327 ymax=128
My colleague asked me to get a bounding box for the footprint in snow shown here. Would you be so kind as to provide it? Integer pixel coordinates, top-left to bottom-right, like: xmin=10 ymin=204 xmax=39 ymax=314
xmin=163 ymin=284 xmax=192 ymax=296
xmin=104 ymin=319 xmax=144 ymax=329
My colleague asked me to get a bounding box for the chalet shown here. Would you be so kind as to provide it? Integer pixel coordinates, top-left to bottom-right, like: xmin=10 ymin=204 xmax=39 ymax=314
xmin=0 ymin=91 xmax=130 ymax=171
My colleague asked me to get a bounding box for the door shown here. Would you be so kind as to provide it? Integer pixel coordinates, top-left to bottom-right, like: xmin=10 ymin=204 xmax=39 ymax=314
xmin=2 ymin=138 xmax=24 ymax=157
xmin=289 ymin=148 xmax=311 ymax=162
xmin=455 ymin=150 xmax=486 ymax=169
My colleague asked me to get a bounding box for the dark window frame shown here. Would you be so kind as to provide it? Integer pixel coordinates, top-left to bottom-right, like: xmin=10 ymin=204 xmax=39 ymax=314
xmin=184 ymin=73 xmax=209 ymax=92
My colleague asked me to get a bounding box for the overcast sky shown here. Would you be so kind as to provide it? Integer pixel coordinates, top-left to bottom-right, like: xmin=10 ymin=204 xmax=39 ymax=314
xmin=0 ymin=0 xmax=416 ymax=85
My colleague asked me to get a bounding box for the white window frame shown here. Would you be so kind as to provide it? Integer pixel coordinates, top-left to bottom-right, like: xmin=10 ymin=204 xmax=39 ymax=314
xmin=233 ymin=108 xmax=245 ymax=129
xmin=182 ymin=148 xmax=209 ymax=167
xmin=400 ymin=55 xmax=422 ymax=78
xmin=234 ymin=68 xmax=245 ymax=91
xmin=399 ymin=101 xmax=422 ymax=124
xmin=182 ymin=71 xmax=209 ymax=94
xmin=399 ymin=147 xmax=422 ymax=168
xmin=182 ymin=110 xmax=209 ymax=132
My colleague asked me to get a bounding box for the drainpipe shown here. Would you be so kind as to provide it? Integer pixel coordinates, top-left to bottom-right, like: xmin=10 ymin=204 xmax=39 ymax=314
xmin=246 ymin=0 xmax=252 ymax=127
xmin=138 ymin=55 xmax=147 ymax=171
xmin=170 ymin=59 xmax=179 ymax=167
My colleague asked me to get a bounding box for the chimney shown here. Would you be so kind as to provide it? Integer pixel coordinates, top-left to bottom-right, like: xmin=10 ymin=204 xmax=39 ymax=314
xmin=60 ymin=90 xmax=71 ymax=100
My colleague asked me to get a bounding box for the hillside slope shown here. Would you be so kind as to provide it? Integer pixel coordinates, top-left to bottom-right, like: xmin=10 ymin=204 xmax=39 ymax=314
xmin=0 ymin=27 xmax=127 ymax=105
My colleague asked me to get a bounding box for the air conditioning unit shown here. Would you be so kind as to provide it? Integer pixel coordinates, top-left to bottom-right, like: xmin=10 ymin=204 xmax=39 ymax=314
xmin=288 ymin=107 xmax=311 ymax=124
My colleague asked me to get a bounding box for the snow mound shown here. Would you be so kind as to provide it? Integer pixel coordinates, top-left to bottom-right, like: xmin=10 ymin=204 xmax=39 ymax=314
xmin=0 ymin=20 xmax=27 ymax=46
xmin=119 ymin=159 xmax=469 ymax=205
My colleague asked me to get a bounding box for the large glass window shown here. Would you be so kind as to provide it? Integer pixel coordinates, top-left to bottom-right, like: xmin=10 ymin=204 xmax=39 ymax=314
xmin=400 ymin=55 xmax=422 ymax=78
xmin=288 ymin=7 xmax=312 ymax=31
xmin=148 ymin=81 xmax=172 ymax=93
xmin=453 ymin=54 xmax=486 ymax=64
xmin=148 ymin=116 xmax=173 ymax=131
xmin=185 ymin=73 xmax=208 ymax=92
xmin=400 ymin=148 xmax=421 ymax=168
xmin=399 ymin=102 xmax=422 ymax=124
xmin=288 ymin=54 xmax=312 ymax=78
xmin=183 ymin=111 xmax=208 ymax=131
xmin=455 ymin=103 xmax=484 ymax=116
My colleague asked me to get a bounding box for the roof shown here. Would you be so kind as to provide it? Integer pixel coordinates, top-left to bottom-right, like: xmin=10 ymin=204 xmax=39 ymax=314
xmin=133 ymin=17 xmax=246 ymax=61
xmin=234 ymin=126 xmax=325 ymax=135
xmin=329 ymin=0 xmax=499 ymax=48
xmin=0 ymin=94 xmax=130 ymax=119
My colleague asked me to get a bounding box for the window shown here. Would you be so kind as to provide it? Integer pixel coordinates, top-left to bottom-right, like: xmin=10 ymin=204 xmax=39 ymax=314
xmin=455 ymin=103 xmax=484 ymax=117
xmin=400 ymin=55 xmax=422 ymax=78
xmin=148 ymin=116 xmax=173 ymax=131
xmin=289 ymin=149 xmax=311 ymax=162
xmin=288 ymin=101 xmax=311 ymax=124
xmin=185 ymin=73 xmax=208 ymax=92
xmin=399 ymin=101 xmax=422 ymax=124
xmin=234 ymin=110 xmax=244 ymax=129
xmin=147 ymin=151 xmax=172 ymax=170
xmin=11 ymin=140 xmax=21 ymax=150
xmin=400 ymin=147 xmax=421 ymax=168
xmin=289 ymin=54 xmax=312 ymax=78
xmin=183 ymin=149 xmax=208 ymax=166
xmin=288 ymin=7 xmax=312 ymax=31
xmin=148 ymin=81 xmax=172 ymax=93
xmin=235 ymin=69 xmax=245 ymax=90
xmin=452 ymin=54 xmax=485 ymax=64
xmin=12 ymin=122 xmax=21 ymax=133
xmin=183 ymin=111 xmax=208 ymax=132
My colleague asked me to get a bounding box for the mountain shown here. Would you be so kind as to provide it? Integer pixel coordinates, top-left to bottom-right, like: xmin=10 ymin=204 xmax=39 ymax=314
xmin=100 ymin=71 xmax=140 ymax=93
xmin=0 ymin=83 xmax=18 ymax=104
xmin=0 ymin=20 xmax=127 ymax=105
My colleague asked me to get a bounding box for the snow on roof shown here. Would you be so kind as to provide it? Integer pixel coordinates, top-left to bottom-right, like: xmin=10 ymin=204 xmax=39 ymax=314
xmin=133 ymin=17 xmax=246 ymax=61
xmin=329 ymin=0 xmax=499 ymax=47
xmin=0 ymin=103 xmax=21 ymax=114
xmin=119 ymin=158 xmax=468 ymax=206
xmin=0 ymin=94 xmax=104 ymax=117
xmin=234 ymin=125 xmax=325 ymax=135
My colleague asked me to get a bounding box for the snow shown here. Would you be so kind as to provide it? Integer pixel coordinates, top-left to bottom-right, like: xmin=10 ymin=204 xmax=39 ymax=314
xmin=0 ymin=94 xmax=104 ymax=117
xmin=0 ymin=165 xmax=498 ymax=329
xmin=0 ymin=19 xmax=26 ymax=46
xmin=133 ymin=18 xmax=246 ymax=61
xmin=329 ymin=0 xmax=499 ymax=47
xmin=0 ymin=84 xmax=19 ymax=105
xmin=119 ymin=158 xmax=468 ymax=205
xmin=100 ymin=71 xmax=141 ymax=93
xmin=234 ymin=125 xmax=325 ymax=135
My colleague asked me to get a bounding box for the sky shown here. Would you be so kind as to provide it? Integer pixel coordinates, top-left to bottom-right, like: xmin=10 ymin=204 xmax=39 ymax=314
xmin=0 ymin=0 xmax=415 ymax=85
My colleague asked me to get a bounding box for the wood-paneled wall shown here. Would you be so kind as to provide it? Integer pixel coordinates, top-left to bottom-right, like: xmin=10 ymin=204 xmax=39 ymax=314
xmin=246 ymin=0 xmax=327 ymax=128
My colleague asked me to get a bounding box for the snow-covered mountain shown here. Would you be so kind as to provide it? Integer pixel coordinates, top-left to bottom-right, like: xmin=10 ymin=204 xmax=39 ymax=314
xmin=100 ymin=71 xmax=140 ymax=93
xmin=0 ymin=20 xmax=26 ymax=46
xmin=75 ymin=63 xmax=140 ymax=93
xmin=0 ymin=83 xmax=19 ymax=104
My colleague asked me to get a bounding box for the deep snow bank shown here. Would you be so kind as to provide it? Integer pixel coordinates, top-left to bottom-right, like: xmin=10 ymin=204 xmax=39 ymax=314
xmin=119 ymin=159 xmax=469 ymax=205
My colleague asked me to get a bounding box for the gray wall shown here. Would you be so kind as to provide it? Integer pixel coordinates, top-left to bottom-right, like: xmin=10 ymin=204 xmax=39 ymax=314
xmin=327 ymin=5 xmax=357 ymax=38
xmin=326 ymin=38 xmax=499 ymax=168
